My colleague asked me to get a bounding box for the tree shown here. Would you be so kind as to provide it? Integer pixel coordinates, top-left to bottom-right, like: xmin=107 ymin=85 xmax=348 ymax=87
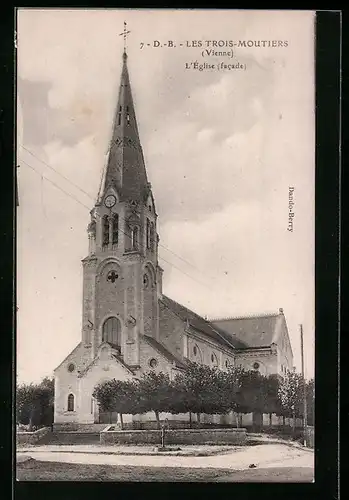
xmin=166 ymin=375 xmax=190 ymax=417
xmin=37 ymin=379 xmax=54 ymax=427
xmin=171 ymin=362 xmax=227 ymax=427
xmin=92 ymin=380 xmax=115 ymax=423
xmin=223 ymin=368 xmax=281 ymax=430
xmin=306 ymin=378 xmax=315 ymax=426
xmin=236 ymin=369 xmax=266 ymax=430
xmin=17 ymin=384 xmax=39 ymax=429
xmin=278 ymin=371 xmax=303 ymax=433
xmin=263 ymin=374 xmax=282 ymax=426
xmin=16 ymin=377 xmax=55 ymax=430
xmin=135 ymin=371 xmax=174 ymax=429
xmin=93 ymin=379 xmax=138 ymax=427
xmin=224 ymin=367 xmax=257 ymax=427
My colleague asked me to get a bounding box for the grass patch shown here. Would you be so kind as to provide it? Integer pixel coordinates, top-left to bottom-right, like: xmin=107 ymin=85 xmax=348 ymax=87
xmin=16 ymin=460 xmax=314 ymax=482
xmin=16 ymin=459 xmax=233 ymax=482
xmin=219 ymin=467 xmax=314 ymax=483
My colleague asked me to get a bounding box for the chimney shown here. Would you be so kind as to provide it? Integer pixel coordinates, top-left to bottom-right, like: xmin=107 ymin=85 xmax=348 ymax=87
xmin=279 ymin=308 xmax=284 ymax=314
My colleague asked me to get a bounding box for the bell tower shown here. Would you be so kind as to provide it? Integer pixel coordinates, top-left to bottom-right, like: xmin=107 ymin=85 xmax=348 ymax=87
xmin=81 ymin=51 xmax=162 ymax=369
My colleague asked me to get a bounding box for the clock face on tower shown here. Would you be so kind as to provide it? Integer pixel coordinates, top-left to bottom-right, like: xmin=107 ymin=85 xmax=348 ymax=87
xmin=104 ymin=195 xmax=116 ymax=208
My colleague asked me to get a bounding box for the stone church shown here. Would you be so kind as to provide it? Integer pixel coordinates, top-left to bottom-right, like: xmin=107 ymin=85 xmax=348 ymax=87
xmin=54 ymin=51 xmax=294 ymax=425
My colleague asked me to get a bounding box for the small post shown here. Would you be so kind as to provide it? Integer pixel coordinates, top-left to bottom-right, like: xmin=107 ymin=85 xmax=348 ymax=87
xmin=300 ymin=324 xmax=308 ymax=446
xmin=161 ymin=424 xmax=165 ymax=448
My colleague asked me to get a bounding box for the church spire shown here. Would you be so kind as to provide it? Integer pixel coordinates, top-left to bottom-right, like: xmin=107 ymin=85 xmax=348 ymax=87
xmin=100 ymin=50 xmax=149 ymax=203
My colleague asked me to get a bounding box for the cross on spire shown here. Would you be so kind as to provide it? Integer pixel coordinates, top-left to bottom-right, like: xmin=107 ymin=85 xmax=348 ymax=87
xmin=119 ymin=21 xmax=131 ymax=54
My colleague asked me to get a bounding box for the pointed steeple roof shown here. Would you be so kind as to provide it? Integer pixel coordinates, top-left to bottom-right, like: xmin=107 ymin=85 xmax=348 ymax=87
xmin=100 ymin=51 xmax=149 ymax=202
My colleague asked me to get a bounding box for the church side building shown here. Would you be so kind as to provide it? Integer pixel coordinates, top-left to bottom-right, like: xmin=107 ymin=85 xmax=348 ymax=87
xmin=54 ymin=51 xmax=294 ymax=425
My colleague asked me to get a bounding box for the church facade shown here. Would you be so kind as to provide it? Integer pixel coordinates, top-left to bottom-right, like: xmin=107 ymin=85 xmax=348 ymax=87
xmin=54 ymin=51 xmax=294 ymax=425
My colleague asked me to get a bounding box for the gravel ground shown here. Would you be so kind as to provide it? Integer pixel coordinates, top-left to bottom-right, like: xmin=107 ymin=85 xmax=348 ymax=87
xmin=17 ymin=443 xmax=314 ymax=470
xmin=17 ymin=443 xmax=239 ymax=457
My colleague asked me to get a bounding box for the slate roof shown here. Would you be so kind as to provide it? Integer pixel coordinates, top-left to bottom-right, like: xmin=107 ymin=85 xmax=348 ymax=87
xmin=99 ymin=52 xmax=149 ymax=203
xmin=142 ymin=334 xmax=186 ymax=369
xmin=161 ymin=295 xmax=282 ymax=350
xmin=160 ymin=296 xmax=246 ymax=350
xmin=211 ymin=315 xmax=280 ymax=349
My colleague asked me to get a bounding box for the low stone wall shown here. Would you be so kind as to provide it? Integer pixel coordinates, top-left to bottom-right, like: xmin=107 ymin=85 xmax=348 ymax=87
xmin=53 ymin=423 xmax=107 ymax=433
xmin=100 ymin=427 xmax=247 ymax=446
xmin=120 ymin=420 xmax=201 ymax=430
xmin=16 ymin=427 xmax=51 ymax=446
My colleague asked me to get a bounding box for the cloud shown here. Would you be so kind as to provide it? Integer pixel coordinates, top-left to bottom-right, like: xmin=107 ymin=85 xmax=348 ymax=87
xmin=17 ymin=9 xmax=315 ymax=383
xmin=148 ymin=113 xmax=267 ymax=224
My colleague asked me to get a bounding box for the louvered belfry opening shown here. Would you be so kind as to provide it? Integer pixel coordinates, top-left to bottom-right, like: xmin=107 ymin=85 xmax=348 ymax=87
xmin=102 ymin=215 xmax=109 ymax=246
xmin=112 ymin=214 xmax=119 ymax=245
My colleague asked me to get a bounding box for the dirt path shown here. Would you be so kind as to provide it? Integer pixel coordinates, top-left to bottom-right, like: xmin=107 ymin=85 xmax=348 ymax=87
xmin=17 ymin=444 xmax=314 ymax=470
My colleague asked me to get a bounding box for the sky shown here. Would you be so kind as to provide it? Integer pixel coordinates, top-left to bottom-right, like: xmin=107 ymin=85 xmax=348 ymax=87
xmin=16 ymin=9 xmax=315 ymax=384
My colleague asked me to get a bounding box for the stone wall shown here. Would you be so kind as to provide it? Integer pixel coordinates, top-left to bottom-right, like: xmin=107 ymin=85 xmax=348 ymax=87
xmin=138 ymin=338 xmax=175 ymax=377
xmin=186 ymin=333 xmax=232 ymax=370
xmin=53 ymin=423 xmax=107 ymax=432
xmin=16 ymin=427 xmax=51 ymax=446
xmin=235 ymin=350 xmax=277 ymax=376
xmin=101 ymin=427 xmax=247 ymax=445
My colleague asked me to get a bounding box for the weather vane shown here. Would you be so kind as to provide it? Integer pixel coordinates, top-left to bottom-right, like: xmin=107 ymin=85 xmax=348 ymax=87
xmin=119 ymin=21 xmax=131 ymax=53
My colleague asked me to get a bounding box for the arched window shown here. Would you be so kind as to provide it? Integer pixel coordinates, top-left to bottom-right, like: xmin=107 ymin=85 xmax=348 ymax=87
xmin=211 ymin=352 xmax=218 ymax=367
xmin=102 ymin=317 xmax=121 ymax=348
xmin=192 ymin=344 xmax=202 ymax=363
xmin=112 ymin=214 xmax=119 ymax=245
xmin=67 ymin=393 xmax=75 ymax=412
xmin=131 ymin=226 xmax=139 ymax=250
xmin=102 ymin=215 xmax=109 ymax=246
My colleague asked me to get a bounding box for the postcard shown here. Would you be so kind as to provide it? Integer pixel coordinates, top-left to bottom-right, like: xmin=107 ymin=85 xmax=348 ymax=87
xmin=16 ymin=9 xmax=315 ymax=482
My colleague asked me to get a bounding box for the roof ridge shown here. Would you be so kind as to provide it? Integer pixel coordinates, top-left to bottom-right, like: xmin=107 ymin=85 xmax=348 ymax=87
xmin=162 ymin=295 xmax=208 ymax=323
xmin=210 ymin=311 xmax=280 ymax=321
xmin=161 ymin=296 xmax=246 ymax=350
xmin=162 ymin=296 xmax=281 ymax=323
xmin=191 ymin=320 xmax=242 ymax=351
